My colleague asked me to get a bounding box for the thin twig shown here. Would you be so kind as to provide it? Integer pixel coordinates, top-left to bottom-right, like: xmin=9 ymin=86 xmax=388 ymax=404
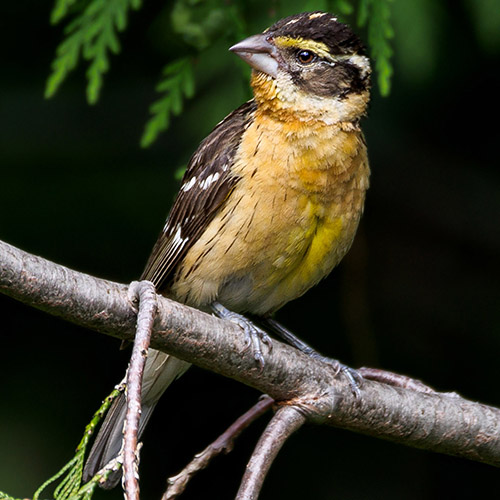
xmin=359 ymin=367 xmax=441 ymax=394
xmin=236 ymin=406 xmax=306 ymax=500
xmin=123 ymin=281 xmax=157 ymax=500
xmin=163 ymin=395 xmax=275 ymax=500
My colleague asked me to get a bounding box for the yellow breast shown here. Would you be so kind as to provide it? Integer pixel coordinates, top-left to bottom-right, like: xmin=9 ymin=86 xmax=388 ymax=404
xmin=172 ymin=110 xmax=370 ymax=315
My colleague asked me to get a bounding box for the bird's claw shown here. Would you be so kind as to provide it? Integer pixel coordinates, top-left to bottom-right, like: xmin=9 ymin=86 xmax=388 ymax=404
xmin=127 ymin=280 xmax=141 ymax=313
xmin=211 ymin=302 xmax=272 ymax=371
xmin=339 ymin=365 xmax=363 ymax=398
xmin=312 ymin=354 xmax=363 ymax=398
xmin=233 ymin=316 xmax=271 ymax=370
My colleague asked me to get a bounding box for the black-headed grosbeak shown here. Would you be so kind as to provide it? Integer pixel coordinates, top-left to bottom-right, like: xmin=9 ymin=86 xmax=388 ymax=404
xmin=84 ymin=11 xmax=371 ymax=486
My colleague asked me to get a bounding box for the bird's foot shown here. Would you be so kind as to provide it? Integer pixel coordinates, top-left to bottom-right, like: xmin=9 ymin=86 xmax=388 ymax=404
xmin=211 ymin=302 xmax=272 ymax=370
xmin=309 ymin=353 xmax=363 ymax=398
xmin=260 ymin=318 xmax=362 ymax=397
xmin=127 ymin=280 xmax=142 ymax=313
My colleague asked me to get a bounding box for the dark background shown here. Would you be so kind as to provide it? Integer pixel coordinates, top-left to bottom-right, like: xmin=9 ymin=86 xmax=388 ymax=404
xmin=1 ymin=1 xmax=499 ymax=499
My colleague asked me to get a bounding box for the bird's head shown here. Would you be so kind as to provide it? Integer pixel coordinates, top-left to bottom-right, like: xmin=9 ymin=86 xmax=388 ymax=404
xmin=230 ymin=12 xmax=371 ymax=123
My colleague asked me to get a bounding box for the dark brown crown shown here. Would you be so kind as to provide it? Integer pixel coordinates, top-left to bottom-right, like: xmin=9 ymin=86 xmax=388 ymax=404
xmin=265 ymin=11 xmax=366 ymax=56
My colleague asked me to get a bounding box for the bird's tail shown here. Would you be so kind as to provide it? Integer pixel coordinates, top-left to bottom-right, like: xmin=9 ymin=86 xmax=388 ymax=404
xmin=82 ymin=349 xmax=190 ymax=488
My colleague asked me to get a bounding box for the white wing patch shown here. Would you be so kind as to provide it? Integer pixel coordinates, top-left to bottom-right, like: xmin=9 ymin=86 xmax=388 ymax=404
xmin=181 ymin=172 xmax=221 ymax=193
xmin=181 ymin=176 xmax=197 ymax=192
xmin=199 ymin=172 xmax=221 ymax=190
xmin=309 ymin=12 xmax=327 ymax=19
xmin=171 ymin=225 xmax=188 ymax=245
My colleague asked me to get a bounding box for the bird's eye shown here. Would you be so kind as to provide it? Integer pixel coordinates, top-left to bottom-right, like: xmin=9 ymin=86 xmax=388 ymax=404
xmin=296 ymin=49 xmax=316 ymax=64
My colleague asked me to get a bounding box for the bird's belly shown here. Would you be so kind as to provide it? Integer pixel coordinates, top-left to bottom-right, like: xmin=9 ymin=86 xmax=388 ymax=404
xmin=219 ymin=210 xmax=347 ymax=315
xmin=172 ymin=189 xmax=356 ymax=315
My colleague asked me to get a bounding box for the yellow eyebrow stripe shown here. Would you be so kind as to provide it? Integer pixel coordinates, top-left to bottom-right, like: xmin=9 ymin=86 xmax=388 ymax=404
xmin=273 ymin=36 xmax=333 ymax=61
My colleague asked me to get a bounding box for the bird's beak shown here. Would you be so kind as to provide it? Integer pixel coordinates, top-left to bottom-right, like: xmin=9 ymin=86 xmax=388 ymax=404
xmin=229 ymin=34 xmax=279 ymax=78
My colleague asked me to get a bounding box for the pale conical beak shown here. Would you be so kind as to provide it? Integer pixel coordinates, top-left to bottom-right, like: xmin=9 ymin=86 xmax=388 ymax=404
xmin=229 ymin=34 xmax=279 ymax=78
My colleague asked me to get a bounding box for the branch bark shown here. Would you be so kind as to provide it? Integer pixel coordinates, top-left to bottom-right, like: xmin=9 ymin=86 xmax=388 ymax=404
xmin=123 ymin=281 xmax=158 ymax=500
xmin=2 ymin=239 xmax=500 ymax=468
xmin=235 ymin=407 xmax=306 ymax=500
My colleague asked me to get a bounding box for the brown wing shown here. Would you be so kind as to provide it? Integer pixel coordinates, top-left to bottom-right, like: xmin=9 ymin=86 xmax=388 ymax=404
xmin=141 ymin=100 xmax=257 ymax=291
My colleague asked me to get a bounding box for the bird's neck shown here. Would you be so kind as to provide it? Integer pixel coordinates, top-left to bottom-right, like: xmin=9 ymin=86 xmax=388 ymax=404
xmin=250 ymin=70 xmax=369 ymax=127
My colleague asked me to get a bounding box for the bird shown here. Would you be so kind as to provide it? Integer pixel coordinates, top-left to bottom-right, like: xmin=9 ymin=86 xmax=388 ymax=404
xmin=83 ymin=11 xmax=371 ymax=487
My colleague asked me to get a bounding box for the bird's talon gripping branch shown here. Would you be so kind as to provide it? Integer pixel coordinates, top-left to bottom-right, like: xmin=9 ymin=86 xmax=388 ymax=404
xmin=325 ymin=360 xmax=362 ymax=398
xmin=340 ymin=366 xmax=363 ymax=398
xmin=262 ymin=317 xmax=363 ymax=397
xmin=127 ymin=280 xmax=141 ymax=313
xmin=261 ymin=333 xmax=273 ymax=350
xmin=242 ymin=336 xmax=252 ymax=352
xmin=311 ymin=353 xmax=362 ymax=397
xmin=211 ymin=301 xmax=272 ymax=369
xmin=255 ymin=353 xmax=266 ymax=372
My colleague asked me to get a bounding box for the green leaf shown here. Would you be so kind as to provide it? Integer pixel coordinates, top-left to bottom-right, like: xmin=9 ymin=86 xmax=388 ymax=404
xmin=170 ymin=85 xmax=183 ymax=115
xmin=182 ymin=65 xmax=195 ymax=98
xmin=45 ymin=30 xmax=83 ymax=99
xmin=357 ymin=0 xmax=371 ymax=28
xmin=174 ymin=165 xmax=187 ymax=180
xmin=330 ymin=0 xmax=353 ymax=16
xmin=358 ymin=0 xmax=394 ymax=96
xmin=50 ymin=0 xmax=80 ymax=24
xmin=32 ymin=383 xmax=125 ymax=500
xmin=141 ymin=58 xmax=196 ymax=148
xmin=0 ymin=491 xmax=24 ymax=500
xmin=46 ymin=0 xmax=143 ymax=103
xmin=171 ymin=0 xmax=229 ymax=50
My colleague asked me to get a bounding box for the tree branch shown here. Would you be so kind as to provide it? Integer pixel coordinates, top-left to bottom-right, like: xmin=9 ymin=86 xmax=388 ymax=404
xmin=2 ymin=239 xmax=500 ymax=468
xmin=235 ymin=406 xmax=306 ymax=500
xmin=123 ymin=281 xmax=158 ymax=500
xmin=163 ymin=395 xmax=274 ymax=500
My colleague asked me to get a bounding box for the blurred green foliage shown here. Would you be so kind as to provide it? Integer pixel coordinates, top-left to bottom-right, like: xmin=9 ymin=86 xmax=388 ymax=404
xmin=33 ymin=384 xmax=125 ymax=500
xmin=0 ymin=384 xmax=123 ymax=500
xmin=391 ymin=0 xmax=440 ymax=85
xmin=466 ymin=0 xmax=500 ymax=52
xmin=45 ymin=0 xmax=500 ymax=147
xmin=46 ymin=0 xmax=142 ymax=104
xmin=44 ymin=0 xmax=500 ymax=147
xmin=46 ymin=0 xmax=397 ymax=146
xmin=358 ymin=0 xmax=393 ymax=95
